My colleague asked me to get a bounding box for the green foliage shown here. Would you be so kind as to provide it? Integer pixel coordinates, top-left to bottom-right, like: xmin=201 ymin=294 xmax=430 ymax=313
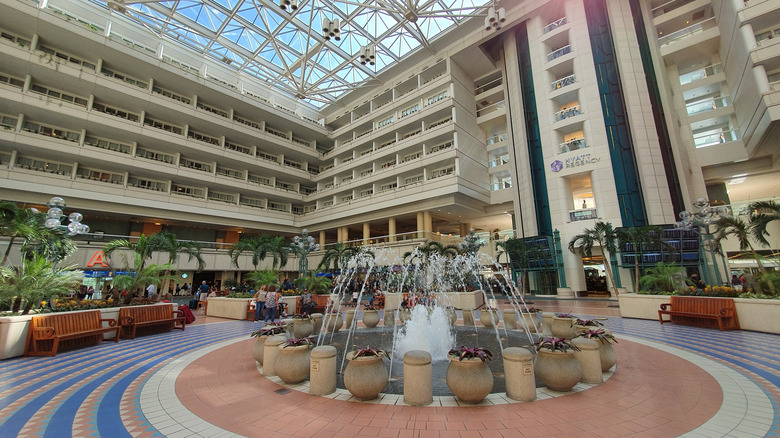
xmin=0 ymin=255 xmax=83 ymax=314
xmin=294 ymin=272 xmax=332 ymax=294
xmin=535 ymin=337 xmax=580 ymax=353
xmin=748 ymin=200 xmax=780 ymax=247
xmin=244 ymin=270 xmax=278 ymax=288
xmin=459 ymin=230 xmax=485 ymax=255
xmin=638 ymin=262 xmax=686 ymax=293
xmin=226 ymin=292 xmax=253 ymax=298
xmin=351 ymin=345 xmax=390 ymax=359
xmin=576 ymin=328 xmax=618 ymax=345
xmin=230 ymin=235 xmax=289 ymax=270
xmin=0 ymin=201 xmax=78 ymax=265
xmin=568 ymin=221 xmax=619 ymax=295
xmin=448 ymin=346 xmax=493 ymax=362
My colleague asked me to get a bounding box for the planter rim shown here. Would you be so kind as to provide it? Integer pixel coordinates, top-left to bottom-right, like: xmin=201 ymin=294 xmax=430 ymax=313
xmin=447 ymin=354 xmax=490 ymax=363
xmin=279 ymin=344 xmax=312 ymax=350
xmin=537 ymin=347 xmax=575 ymax=355
xmin=347 ymin=351 xmax=386 ymax=361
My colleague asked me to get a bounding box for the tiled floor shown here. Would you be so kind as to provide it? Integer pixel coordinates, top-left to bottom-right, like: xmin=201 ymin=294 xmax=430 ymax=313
xmin=0 ymin=299 xmax=778 ymax=438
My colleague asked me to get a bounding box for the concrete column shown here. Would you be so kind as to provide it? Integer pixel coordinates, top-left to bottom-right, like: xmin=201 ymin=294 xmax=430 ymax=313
xmin=363 ymin=222 xmax=370 ymax=241
xmin=384 ymin=308 xmax=395 ymax=326
xmin=503 ymin=347 xmax=536 ymax=401
xmin=463 ymin=309 xmax=475 ymax=326
xmin=309 ymin=345 xmax=337 ymax=395
xmin=416 ymin=212 xmax=424 ymax=238
xmin=388 ymin=217 xmax=396 ymax=242
xmin=423 ymin=211 xmax=432 ymax=235
xmin=341 ymin=227 xmax=349 ymax=242
xmin=572 ymin=338 xmax=602 ymax=384
xmin=403 ymin=350 xmax=432 ymax=406
xmin=502 ymin=309 xmax=517 ymax=329
xmin=262 ymin=335 xmax=286 ymax=377
xmin=319 ymin=230 xmax=326 ymax=246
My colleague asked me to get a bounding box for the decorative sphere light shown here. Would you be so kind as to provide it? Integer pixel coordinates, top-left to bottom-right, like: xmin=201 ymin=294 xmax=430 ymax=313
xmin=693 ymin=197 xmax=708 ymax=208
xmin=679 ymin=211 xmax=691 ymax=220
xmin=44 ymin=218 xmax=61 ymax=229
xmin=47 ymin=196 xmax=66 ymax=209
xmin=68 ymin=212 xmax=83 ymax=223
xmin=47 ymin=208 xmax=63 ymax=219
xmin=67 ymin=222 xmax=82 ymax=235
xmin=81 ymin=224 xmax=90 ymax=234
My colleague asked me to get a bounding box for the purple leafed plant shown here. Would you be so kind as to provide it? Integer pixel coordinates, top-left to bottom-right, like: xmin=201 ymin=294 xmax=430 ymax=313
xmin=524 ymin=307 xmax=543 ymax=313
xmin=555 ymin=312 xmax=575 ymax=319
xmin=283 ymin=337 xmax=314 ymax=347
xmin=576 ymin=328 xmax=618 ymax=345
xmin=352 ymin=345 xmax=390 ymax=359
xmin=448 ymin=346 xmax=493 ymax=362
xmin=572 ymin=318 xmax=604 ymax=327
xmin=535 ymin=337 xmax=580 ymax=353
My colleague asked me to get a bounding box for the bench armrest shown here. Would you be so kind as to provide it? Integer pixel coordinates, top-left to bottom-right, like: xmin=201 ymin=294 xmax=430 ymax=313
xmin=100 ymin=318 xmax=118 ymax=327
xmin=120 ymin=316 xmax=134 ymax=326
xmin=32 ymin=327 xmax=56 ymax=340
xmin=172 ymin=310 xmax=185 ymax=319
xmin=659 ymin=303 xmax=671 ymax=311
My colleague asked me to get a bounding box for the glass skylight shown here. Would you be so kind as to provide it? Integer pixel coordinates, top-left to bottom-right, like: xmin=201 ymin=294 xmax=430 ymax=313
xmin=99 ymin=0 xmax=492 ymax=107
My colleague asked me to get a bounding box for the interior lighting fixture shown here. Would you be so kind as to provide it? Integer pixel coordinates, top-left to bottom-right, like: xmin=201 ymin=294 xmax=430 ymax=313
xmin=279 ymin=0 xmax=298 ymax=11
xmin=322 ymin=18 xmax=341 ymax=41
xmin=484 ymin=6 xmax=506 ymax=31
xmin=359 ymin=45 xmax=376 ymax=66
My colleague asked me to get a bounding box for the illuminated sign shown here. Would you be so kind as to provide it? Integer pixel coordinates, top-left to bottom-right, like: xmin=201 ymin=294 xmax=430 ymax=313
xmin=86 ymin=250 xmax=109 ymax=267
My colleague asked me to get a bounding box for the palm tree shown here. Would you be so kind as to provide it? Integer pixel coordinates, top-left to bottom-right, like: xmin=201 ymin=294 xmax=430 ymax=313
xmin=714 ymin=216 xmax=765 ymax=271
xmin=230 ymin=235 xmax=290 ymax=270
xmin=0 ymin=201 xmax=75 ymax=265
xmin=459 ymin=230 xmax=485 ymax=255
xmin=568 ymin=221 xmax=620 ymax=296
xmin=110 ymin=256 xmax=177 ymax=304
xmin=294 ymin=272 xmax=333 ymax=294
xmin=0 ymin=254 xmax=83 ymax=314
xmin=103 ymin=234 xmax=157 ymax=270
xmin=244 ymin=270 xmax=279 ymax=290
xmin=748 ymin=200 xmax=780 ymax=247
xmin=638 ymin=262 xmax=686 ymax=293
xmin=616 ymin=226 xmax=671 ymax=290
xmin=403 ymin=240 xmax=459 ymax=264
xmin=147 ymin=231 xmax=205 ymax=294
xmin=317 ymin=242 xmax=356 ymax=272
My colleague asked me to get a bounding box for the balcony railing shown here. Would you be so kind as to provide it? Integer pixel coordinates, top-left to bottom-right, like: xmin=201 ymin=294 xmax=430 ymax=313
xmin=554 ymin=105 xmax=581 ymax=121
xmin=570 ymin=208 xmax=597 ymax=222
xmin=559 ymin=137 xmax=586 ymax=153
xmin=491 ymin=180 xmax=512 ymax=191
xmin=543 ymin=17 xmax=567 ymax=34
xmin=659 ymin=17 xmax=716 ymax=46
xmin=693 ymin=129 xmax=739 ymax=148
xmin=489 ymin=155 xmax=510 ymax=168
xmin=486 ymin=133 xmax=508 ymax=146
xmin=679 ymin=63 xmax=722 ymax=85
xmin=547 ymin=45 xmax=571 ymax=62
xmin=477 ymin=101 xmax=505 ymax=117
xmin=652 ymin=0 xmax=696 ymax=17
xmin=686 ymin=95 xmax=729 ymax=116
xmin=475 ymin=77 xmax=503 ymax=95
xmin=551 ymin=74 xmax=576 ymax=91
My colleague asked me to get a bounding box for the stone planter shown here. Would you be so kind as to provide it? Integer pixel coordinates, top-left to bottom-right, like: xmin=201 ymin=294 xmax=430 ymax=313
xmin=262 ymin=335 xmax=287 ymax=377
xmin=480 ymin=309 xmax=499 ymax=328
xmin=502 ymin=309 xmax=517 ymax=329
xmin=520 ymin=313 xmax=540 ymax=332
xmin=445 ymin=355 xmax=493 ymax=403
xmin=534 ymin=348 xmax=582 ymax=392
xmin=541 ymin=312 xmax=554 ymax=336
xmin=596 ymin=333 xmax=617 ymax=372
xmin=551 ymin=316 xmax=576 ymax=339
xmin=311 ymin=313 xmax=323 ymax=335
xmin=292 ymin=318 xmax=313 ymax=338
xmin=275 ymin=344 xmax=312 ymax=384
xmin=399 ymin=309 xmax=412 ymax=323
xmin=206 ymin=297 xmax=252 ymax=320
xmin=343 ymin=351 xmax=388 ymax=400
xmin=362 ymin=310 xmax=380 ymax=328
xmin=251 ymin=335 xmax=269 ymax=365
xmin=323 ymin=313 xmax=343 ymax=333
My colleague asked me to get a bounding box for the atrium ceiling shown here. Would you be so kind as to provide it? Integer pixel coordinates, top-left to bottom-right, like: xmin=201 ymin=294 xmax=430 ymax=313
xmin=98 ymin=0 xmax=495 ymax=107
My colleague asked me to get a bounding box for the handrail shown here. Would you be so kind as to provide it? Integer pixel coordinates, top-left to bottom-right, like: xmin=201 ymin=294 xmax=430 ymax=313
xmin=693 ymin=129 xmax=739 ymax=148
xmin=685 ymin=95 xmax=729 ymax=115
xmin=551 ymin=74 xmax=576 ymax=91
xmin=543 ymin=17 xmax=567 ymax=34
xmin=679 ymin=63 xmax=722 ymax=85
xmin=659 ymin=17 xmax=716 ymax=46
xmin=554 ymin=105 xmax=581 ymax=121
xmin=546 ymin=45 xmax=571 ymax=62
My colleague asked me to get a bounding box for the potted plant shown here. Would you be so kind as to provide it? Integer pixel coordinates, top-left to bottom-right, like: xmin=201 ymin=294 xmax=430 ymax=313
xmin=250 ymin=322 xmax=287 ymax=365
xmin=572 ymin=318 xmax=604 ymax=334
xmin=576 ymin=328 xmax=617 ymax=371
xmin=534 ymin=337 xmax=582 ymax=392
xmin=551 ymin=312 xmax=577 ymax=339
xmin=291 ymin=312 xmax=314 ymax=338
xmin=323 ymin=309 xmax=343 ymax=333
xmin=275 ymin=337 xmax=314 ymax=384
xmin=344 ymin=345 xmax=389 ymax=400
xmin=479 ymin=307 xmax=499 ymax=328
xmin=361 ymin=305 xmax=380 ymax=328
xmin=520 ymin=307 xmax=542 ymax=331
xmin=445 ymin=346 xmax=494 ymax=403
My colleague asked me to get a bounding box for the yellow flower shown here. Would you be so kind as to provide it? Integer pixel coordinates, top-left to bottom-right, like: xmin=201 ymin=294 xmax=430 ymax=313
xmin=41 ymin=301 xmax=47 ymax=307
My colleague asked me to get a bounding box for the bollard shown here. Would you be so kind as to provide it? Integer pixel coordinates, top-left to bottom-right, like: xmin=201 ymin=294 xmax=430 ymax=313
xmin=345 ymin=309 xmax=356 ymax=329
xmin=403 ymin=350 xmax=432 ymax=406
xmin=463 ymin=309 xmax=475 ymax=326
xmin=502 ymin=309 xmax=517 ymax=330
xmin=310 ymin=345 xmax=337 ymax=395
xmin=503 ymin=347 xmax=536 ymax=401
xmin=311 ymin=313 xmax=323 ymax=335
xmin=541 ymin=312 xmax=554 ymax=336
xmin=571 ymin=337 xmax=602 ymax=384
xmin=262 ymin=334 xmax=286 ymax=377
xmin=384 ymin=308 xmax=395 ymax=326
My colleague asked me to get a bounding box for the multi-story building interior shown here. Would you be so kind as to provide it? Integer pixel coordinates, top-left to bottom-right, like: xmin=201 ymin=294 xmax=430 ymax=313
xmin=0 ymin=0 xmax=778 ymax=294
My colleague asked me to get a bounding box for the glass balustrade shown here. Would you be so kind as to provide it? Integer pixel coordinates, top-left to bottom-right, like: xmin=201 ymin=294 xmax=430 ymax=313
xmin=559 ymin=138 xmax=586 ymax=153
xmin=679 ymin=63 xmax=722 ymax=85
xmin=693 ymin=129 xmax=739 ymax=148
xmin=554 ymin=105 xmax=581 ymax=121
xmin=543 ymin=17 xmax=567 ymax=34
xmin=546 ymin=45 xmax=571 ymax=62
xmin=551 ymin=74 xmax=576 ymax=91
xmin=659 ymin=17 xmax=716 ymax=46
xmin=686 ymin=96 xmax=729 ymax=115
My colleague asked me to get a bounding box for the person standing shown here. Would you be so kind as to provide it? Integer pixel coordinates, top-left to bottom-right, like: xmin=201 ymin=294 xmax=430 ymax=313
xmin=146 ymin=283 xmax=156 ymax=298
xmin=264 ymin=285 xmax=279 ymax=323
xmin=253 ymin=286 xmax=266 ymax=321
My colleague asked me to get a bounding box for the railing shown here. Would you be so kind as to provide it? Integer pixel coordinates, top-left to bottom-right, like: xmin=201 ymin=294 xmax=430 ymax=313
xmin=486 ymin=133 xmax=508 ymax=146
xmin=489 ymin=155 xmax=510 ymax=168
xmin=554 ymin=105 xmax=581 ymax=121
xmin=477 ymin=101 xmax=505 ymax=117
xmin=491 ymin=180 xmax=512 ymax=191
xmin=474 ymin=77 xmax=503 ymax=95
xmin=559 ymin=137 xmax=587 ymax=153
xmin=693 ymin=129 xmax=739 ymax=148
xmin=551 ymin=74 xmax=576 ymax=91
xmin=686 ymin=95 xmax=729 ymax=116
xmin=659 ymin=17 xmax=716 ymax=46
xmin=546 ymin=45 xmax=571 ymax=62
xmin=679 ymin=63 xmax=722 ymax=85
xmin=570 ymin=208 xmax=598 ymax=222
xmin=651 ymin=0 xmax=696 ymax=17
xmin=543 ymin=17 xmax=567 ymax=34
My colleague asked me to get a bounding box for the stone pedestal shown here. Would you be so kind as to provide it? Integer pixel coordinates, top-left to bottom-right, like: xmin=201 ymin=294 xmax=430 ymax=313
xmin=463 ymin=309 xmax=475 ymax=327
xmin=541 ymin=312 xmax=554 ymax=336
xmin=503 ymin=347 xmax=536 ymax=401
xmin=572 ymin=337 xmax=602 ymax=384
xmin=403 ymin=350 xmax=432 ymax=406
xmin=384 ymin=309 xmax=395 ymax=326
xmin=311 ymin=313 xmax=323 ymax=335
xmin=502 ymin=309 xmax=517 ymax=329
xmin=262 ymin=335 xmax=286 ymax=377
xmin=309 ymin=346 xmax=337 ymax=395
xmin=345 ymin=309 xmax=356 ymax=329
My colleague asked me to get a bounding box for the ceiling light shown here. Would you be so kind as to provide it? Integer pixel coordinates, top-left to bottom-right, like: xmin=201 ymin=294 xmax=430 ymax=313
xmin=484 ymin=6 xmax=506 ymax=31
xmin=322 ymin=18 xmax=341 ymax=41
xmin=359 ymin=45 xmax=375 ymax=66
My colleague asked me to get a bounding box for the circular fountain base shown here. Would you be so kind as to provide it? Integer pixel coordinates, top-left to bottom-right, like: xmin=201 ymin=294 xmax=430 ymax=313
xmin=320 ymin=326 xmax=541 ymax=395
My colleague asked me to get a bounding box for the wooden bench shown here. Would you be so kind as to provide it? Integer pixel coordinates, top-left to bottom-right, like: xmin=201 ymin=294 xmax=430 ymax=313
xmin=296 ymin=295 xmax=331 ymax=314
xmin=25 ymin=310 xmax=120 ymax=357
xmin=658 ymin=296 xmax=740 ymax=331
xmin=119 ymin=304 xmax=186 ymax=339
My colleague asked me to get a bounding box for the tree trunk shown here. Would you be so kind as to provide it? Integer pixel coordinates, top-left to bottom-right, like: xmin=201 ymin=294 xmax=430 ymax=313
xmin=2 ymin=236 xmax=16 ymax=265
xmin=603 ymin=251 xmax=619 ymax=297
xmin=634 ymin=257 xmax=640 ymax=293
xmin=11 ymin=295 xmax=22 ymax=313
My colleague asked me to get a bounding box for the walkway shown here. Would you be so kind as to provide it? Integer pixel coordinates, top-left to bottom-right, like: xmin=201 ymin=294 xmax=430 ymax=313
xmin=0 ymin=299 xmax=777 ymax=437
